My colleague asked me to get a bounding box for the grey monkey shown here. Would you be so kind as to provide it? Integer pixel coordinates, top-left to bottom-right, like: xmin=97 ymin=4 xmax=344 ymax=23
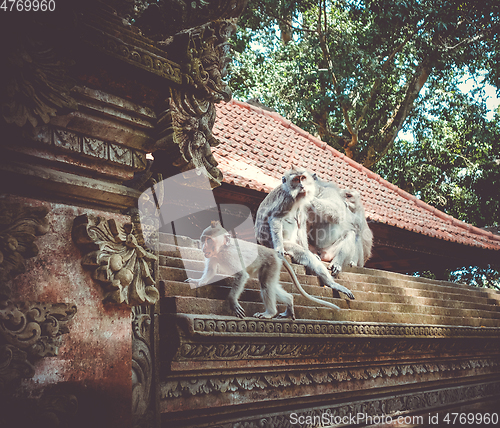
xmin=308 ymin=177 xmax=373 ymax=275
xmin=186 ymin=221 xmax=342 ymax=319
xmin=255 ymin=166 xmax=355 ymax=300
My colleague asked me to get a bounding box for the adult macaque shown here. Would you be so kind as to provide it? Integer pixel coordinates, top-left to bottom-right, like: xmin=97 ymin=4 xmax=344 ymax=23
xmin=308 ymin=178 xmax=373 ymax=275
xmin=186 ymin=221 xmax=342 ymax=319
xmin=255 ymin=167 xmax=355 ymax=300
xmin=341 ymin=189 xmax=373 ymax=267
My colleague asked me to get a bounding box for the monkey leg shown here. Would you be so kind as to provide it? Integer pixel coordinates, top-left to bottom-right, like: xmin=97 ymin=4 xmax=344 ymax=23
xmin=253 ymin=284 xmax=278 ymax=319
xmin=254 ymin=263 xmax=279 ymax=319
xmin=275 ymin=284 xmax=295 ymax=320
xmin=325 ymin=231 xmax=357 ymax=276
xmin=228 ymin=271 xmax=249 ymax=318
xmin=284 ymin=242 xmax=355 ymax=300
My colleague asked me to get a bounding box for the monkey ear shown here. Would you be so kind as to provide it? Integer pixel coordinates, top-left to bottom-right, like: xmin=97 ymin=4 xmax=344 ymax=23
xmin=211 ymin=220 xmax=221 ymax=228
xmin=312 ymin=173 xmax=318 ymax=180
xmin=282 ymin=176 xmax=286 ymax=183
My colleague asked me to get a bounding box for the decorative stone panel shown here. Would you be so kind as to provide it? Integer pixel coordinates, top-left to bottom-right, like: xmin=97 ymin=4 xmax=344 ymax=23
xmin=72 ymin=214 xmax=159 ymax=306
xmin=0 ymin=203 xmax=76 ymax=390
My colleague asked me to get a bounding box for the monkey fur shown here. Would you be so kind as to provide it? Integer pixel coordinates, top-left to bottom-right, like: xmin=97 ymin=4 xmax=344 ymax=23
xmin=308 ymin=177 xmax=373 ymax=275
xmin=186 ymin=221 xmax=342 ymax=319
xmin=255 ymin=167 xmax=355 ymax=300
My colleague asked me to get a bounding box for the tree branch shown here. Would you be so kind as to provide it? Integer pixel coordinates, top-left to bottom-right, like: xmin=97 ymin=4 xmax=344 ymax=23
xmin=253 ymin=0 xmax=317 ymax=33
xmin=355 ymin=30 xmax=415 ymax=132
xmin=438 ymin=22 xmax=500 ymax=51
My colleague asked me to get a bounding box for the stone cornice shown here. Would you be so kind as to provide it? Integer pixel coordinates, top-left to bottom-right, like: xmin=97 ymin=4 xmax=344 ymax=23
xmin=176 ymin=314 xmax=500 ymax=340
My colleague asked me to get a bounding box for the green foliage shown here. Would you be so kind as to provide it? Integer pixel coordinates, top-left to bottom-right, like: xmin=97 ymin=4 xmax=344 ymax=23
xmin=231 ymin=0 xmax=500 ymax=167
xmin=231 ymin=0 xmax=500 ymax=288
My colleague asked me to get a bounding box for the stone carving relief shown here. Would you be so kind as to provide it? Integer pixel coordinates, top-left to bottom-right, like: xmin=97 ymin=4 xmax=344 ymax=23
xmin=161 ymin=358 xmax=499 ymax=398
xmin=0 ymin=203 xmax=77 ymax=390
xmin=0 ymin=17 xmax=77 ymax=129
xmin=170 ymin=316 xmax=500 ymax=361
xmin=132 ymin=306 xmax=155 ymax=428
xmin=72 ymin=214 xmax=159 ymax=306
xmin=205 ymin=381 xmax=500 ymax=428
xmin=154 ymin=20 xmax=237 ymax=186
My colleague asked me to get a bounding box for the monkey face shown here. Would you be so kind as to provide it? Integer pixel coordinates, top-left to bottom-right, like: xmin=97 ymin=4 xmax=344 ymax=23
xmin=291 ymin=173 xmax=315 ymax=199
xmin=340 ymin=189 xmax=360 ymax=213
xmin=283 ymin=169 xmax=315 ymax=200
xmin=200 ymin=235 xmax=223 ymax=258
xmin=200 ymin=222 xmax=231 ymax=258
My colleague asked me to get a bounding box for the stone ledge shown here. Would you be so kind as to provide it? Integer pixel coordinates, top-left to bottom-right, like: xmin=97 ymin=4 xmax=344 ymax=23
xmin=175 ymin=314 xmax=500 ymax=340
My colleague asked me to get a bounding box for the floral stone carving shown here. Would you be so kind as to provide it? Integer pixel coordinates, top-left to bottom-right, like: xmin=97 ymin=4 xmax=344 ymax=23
xmin=72 ymin=214 xmax=159 ymax=306
xmin=0 ymin=203 xmax=77 ymax=390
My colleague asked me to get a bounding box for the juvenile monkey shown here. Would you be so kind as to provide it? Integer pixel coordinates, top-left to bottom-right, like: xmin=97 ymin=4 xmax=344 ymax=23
xmin=255 ymin=167 xmax=355 ymax=300
xmin=308 ymin=179 xmax=373 ymax=275
xmin=186 ymin=221 xmax=342 ymax=319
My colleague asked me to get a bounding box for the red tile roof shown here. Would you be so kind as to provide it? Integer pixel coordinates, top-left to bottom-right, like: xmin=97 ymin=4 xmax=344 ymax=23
xmin=212 ymin=99 xmax=500 ymax=252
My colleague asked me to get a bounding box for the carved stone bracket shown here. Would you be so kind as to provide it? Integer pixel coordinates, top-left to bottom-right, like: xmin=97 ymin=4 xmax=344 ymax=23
xmin=72 ymin=214 xmax=159 ymax=306
xmin=0 ymin=203 xmax=77 ymax=391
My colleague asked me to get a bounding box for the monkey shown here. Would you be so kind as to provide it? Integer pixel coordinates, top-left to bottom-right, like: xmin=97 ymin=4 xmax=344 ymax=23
xmin=185 ymin=221 xmax=343 ymax=319
xmin=307 ymin=178 xmax=373 ymax=275
xmin=255 ymin=166 xmax=355 ymax=300
xmin=340 ymin=188 xmax=373 ymax=267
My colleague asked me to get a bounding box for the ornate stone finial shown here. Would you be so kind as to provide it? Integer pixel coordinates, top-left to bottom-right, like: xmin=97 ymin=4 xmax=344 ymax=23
xmin=72 ymin=214 xmax=160 ymax=306
xmin=154 ymin=20 xmax=237 ymax=187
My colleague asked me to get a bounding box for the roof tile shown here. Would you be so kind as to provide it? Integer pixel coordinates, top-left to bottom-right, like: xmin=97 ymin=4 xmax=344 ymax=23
xmin=213 ymin=99 xmax=500 ymax=251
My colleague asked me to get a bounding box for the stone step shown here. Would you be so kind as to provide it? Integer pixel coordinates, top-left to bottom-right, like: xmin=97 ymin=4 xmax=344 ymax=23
xmin=160 ymin=265 xmax=499 ymax=309
xmin=162 ymin=278 xmax=500 ymax=315
xmin=160 ymin=296 xmax=500 ymax=327
xmin=159 ymin=244 xmax=500 ymax=303
xmin=161 ymin=279 xmax=500 ymax=322
xmin=348 ymin=265 xmax=500 ymax=295
xmin=157 ymin=232 xmax=500 ymax=328
xmin=159 ymin=232 xmax=496 ymax=294
xmin=338 ymin=271 xmax=500 ymax=302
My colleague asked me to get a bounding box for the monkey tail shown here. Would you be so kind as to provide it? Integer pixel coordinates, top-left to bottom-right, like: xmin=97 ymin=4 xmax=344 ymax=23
xmin=282 ymin=259 xmax=341 ymax=311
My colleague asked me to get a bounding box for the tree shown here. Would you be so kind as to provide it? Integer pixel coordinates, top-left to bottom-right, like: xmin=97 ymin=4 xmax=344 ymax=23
xmin=230 ymin=0 xmax=500 ymax=168
xmin=230 ymin=0 xmax=500 ymax=287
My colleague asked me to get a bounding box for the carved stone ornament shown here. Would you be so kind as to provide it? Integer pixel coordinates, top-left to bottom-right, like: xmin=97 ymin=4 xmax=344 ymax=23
xmin=0 ymin=203 xmax=77 ymax=390
xmin=154 ymin=20 xmax=237 ymax=186
xmin=0 ymin=301 xmax=77 ymax=389
xmin=166 ymin=315 xmax=500 ymax=364
xmin=72 ymin=214 xmax=159 ymax=306
xmin=162 ymin=358 xmax=499 ymax=398
xmin=0 ymin=16 xmax=77 ymax=129
xmin=132 ymin=306 xmax=155 ymax=428
xmin=202 ymin=381 xmax=500 ymax=428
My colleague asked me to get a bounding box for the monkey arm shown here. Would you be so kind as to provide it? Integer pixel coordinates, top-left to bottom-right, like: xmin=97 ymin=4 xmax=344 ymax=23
xmin=185 ymin=258 xmax=218 ymax=288
xmin=227 ymin=270 xmax=249 ymax=318
xmin=310 ymin=198 xmax=346 ymax=224
xmin=269 ymin=216 xmax=285 ymax=256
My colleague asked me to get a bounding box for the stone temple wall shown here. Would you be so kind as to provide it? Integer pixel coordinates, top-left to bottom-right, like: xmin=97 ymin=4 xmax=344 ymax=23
xmin=1 ymin=2 xmax=499 ymax=428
